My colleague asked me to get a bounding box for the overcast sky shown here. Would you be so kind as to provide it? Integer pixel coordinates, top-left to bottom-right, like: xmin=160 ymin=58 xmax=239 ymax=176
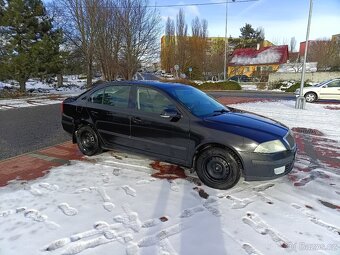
xmin=157 ymin=0 xmax=340 ymax=49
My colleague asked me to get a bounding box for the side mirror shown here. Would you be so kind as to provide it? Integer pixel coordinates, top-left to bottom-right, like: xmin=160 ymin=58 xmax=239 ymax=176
xmin=160 ymin=108 xmax=180 ymax=120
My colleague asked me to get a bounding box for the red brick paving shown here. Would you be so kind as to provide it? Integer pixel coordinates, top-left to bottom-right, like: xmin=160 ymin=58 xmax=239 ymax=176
xmin=0 ymin=141 xmax=82 ymax=187
xmin=39 ymin=142 xmax=83 ymax=161
xmin=0 ymin=155 xmax=60 ymax=186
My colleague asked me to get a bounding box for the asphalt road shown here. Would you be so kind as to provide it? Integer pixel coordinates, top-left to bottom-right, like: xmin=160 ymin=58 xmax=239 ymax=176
xmin=0 ymin=104 xmax=70 ymax=160
xmin=139 ymin=72 xmax=159 ymax=80
xmin=208 ymin=90 xmax=296 ymax=100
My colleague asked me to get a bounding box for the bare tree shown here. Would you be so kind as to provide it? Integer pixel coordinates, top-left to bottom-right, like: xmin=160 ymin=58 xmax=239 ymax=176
xmin=53 ymin=0 xmax=161 ymax=83
xmin=189 ymin=17 xmax=208 ymax=79
xmin=95 ymin=0 xmax=121 ymax=81
xmin=116 ymin=0 xmax=161 ymax=80
xmin=176 ymin=8 xmax=188 ymax=74
xmin=205 ymin=38 xmax=224 ymax=79
xmin=161 ymin=17 xmax=175 ymax=72
xmin=308 ymin=39 xmax=340 ymax=71
xmin=54 ymin=0 xmax=101 ymax=88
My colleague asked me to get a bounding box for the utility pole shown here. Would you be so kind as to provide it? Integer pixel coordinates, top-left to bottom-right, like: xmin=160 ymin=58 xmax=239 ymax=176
xmin=224 ymin=0 xmax=236 ymax=81
xmin=295 ymin=0 xmax=313 ymax=109
xmin=223 ymin=1 xmax=229 ymax=80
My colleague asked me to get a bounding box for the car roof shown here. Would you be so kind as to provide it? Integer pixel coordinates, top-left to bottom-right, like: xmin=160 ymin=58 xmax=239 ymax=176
xmin=92 ymin=80 xmax=191 ymax=90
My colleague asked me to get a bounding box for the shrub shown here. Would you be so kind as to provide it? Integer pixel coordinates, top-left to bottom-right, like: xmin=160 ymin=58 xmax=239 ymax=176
xmin=160 ymin=79 xmax=241 ymax=90
xmin=198 ymin=81 xmax=241 ymax=90
xmin=285 ymin=82 xmax=312 ymax=92
xmin=160 ymin=78 xmax=197 ymax=86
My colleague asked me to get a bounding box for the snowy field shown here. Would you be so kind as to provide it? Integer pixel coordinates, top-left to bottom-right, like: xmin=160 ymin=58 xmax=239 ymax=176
xmin=0 ymin=76 xmax=89 ymax=110
xmin=0 ymin=101 xmax=340 ymax=255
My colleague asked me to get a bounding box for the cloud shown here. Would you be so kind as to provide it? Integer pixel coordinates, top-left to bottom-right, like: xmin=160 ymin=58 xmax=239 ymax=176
xmin=185 ymin=5 xmax=200 ymax=17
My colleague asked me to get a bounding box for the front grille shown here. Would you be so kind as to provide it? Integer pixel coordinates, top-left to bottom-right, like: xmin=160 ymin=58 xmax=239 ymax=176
xmin=284 ymin=131 xmax=296 ymax=149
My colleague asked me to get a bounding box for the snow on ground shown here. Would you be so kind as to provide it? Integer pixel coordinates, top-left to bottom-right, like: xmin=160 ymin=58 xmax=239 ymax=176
xmin=1 ymin=101 xmax=340 ymax=255
xmin=0 ymin=76 xmax=90 ymax=110
xmin=0 ymin=95 xmax=72 ymax=110
xmin=240 ymin=84 xmax=258 ymax=91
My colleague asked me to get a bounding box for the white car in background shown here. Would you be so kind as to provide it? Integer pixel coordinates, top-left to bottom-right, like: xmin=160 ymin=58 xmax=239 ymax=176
xmin=295 ymin=78 xmax=340 ymax=102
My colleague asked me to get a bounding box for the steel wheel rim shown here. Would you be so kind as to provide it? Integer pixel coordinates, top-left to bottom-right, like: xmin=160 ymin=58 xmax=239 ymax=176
xmin=204 ymin=156 xmax=230 ymax=181
xmin=80 ymin=131 xmax=96 ymax=152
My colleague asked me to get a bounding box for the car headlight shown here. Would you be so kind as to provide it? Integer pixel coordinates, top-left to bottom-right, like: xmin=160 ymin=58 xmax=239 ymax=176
xmin=254 ymin=140 xmax=287 ymax=153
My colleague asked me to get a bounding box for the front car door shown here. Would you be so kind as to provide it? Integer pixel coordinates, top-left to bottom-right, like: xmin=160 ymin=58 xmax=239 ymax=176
xmin=86 ymin=85 xmax=133 ymax=148
xmin=130 ymin=86 xmax=191 ymax=163
xmin=319 ymin=79 xmax=340 ymax=100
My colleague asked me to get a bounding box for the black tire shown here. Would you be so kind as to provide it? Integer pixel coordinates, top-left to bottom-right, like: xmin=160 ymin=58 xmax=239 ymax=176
xmin=196 ymin=147 xmax=241 ymax=190
xmin=304 ymin=92 xmax=317 ymax=103
xmin=76 ymin=125 xmax=102 ymax=156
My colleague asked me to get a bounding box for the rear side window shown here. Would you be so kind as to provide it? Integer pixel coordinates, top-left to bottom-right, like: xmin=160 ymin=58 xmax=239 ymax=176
xmin=88 ymin=86 xmax=131 ymax=107
xmin=103 ymin=86 xmax=131 ymax=108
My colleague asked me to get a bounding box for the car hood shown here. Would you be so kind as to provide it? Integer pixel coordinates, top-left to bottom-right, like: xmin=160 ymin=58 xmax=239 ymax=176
xmin=304 ymin=86 xmax=321 ymax=91
xmin=296 ymin=86 xmax=320 ymax=93
xmin=204 ymin=108 xmax=288 ymax=139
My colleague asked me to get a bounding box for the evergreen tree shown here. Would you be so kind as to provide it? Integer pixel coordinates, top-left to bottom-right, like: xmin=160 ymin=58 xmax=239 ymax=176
xmin=240 ymin=23 xmax=258 ymax=39
xmin=0 ymin=0 xmax=62 ymax=91
xmin=239 ymin=23 xmax=265 ymax=49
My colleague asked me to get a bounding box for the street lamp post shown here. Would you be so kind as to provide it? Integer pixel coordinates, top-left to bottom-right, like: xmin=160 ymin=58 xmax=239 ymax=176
xmin=295 ymin=0 xmax=313 ymax=109
xmin=224 ymin=0 xmax=236 ymax=80
xmin=223 ymin=1 xmax=229 ymax=80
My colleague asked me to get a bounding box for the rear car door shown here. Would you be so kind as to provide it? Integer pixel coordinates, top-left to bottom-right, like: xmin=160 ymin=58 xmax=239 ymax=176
xmin=130 ymin=86 xmax=191 ymax=162
xmin=86 ymin=85 xmax=133 ymax=147
xmin=319 ymin=80 xmax=340 ymax=100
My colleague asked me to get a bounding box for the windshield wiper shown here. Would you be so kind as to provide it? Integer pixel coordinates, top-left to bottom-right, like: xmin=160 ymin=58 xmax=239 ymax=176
xmin=211 ymin=108 xmax=229 ymax=116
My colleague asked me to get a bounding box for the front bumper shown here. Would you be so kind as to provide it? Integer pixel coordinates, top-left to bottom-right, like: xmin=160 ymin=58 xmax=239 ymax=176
xmin=239 ymin=147 xmax=297 ymax=181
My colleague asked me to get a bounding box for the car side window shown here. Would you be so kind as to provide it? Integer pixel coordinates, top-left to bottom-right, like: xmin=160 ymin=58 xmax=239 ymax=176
xmin=103 ymin=86 xmax=131 ymax=108
xmin=327 ymin=80 xmax=340 ymax=88
xmin=137 ymin=87 xmax=175 ymax=114
xmin=89 ymin=88 xmax=105 ymax=104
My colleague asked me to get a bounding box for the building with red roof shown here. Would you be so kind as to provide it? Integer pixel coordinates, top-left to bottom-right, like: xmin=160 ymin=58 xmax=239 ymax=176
xmin=228 ymin=45 xmax=289 ymax=79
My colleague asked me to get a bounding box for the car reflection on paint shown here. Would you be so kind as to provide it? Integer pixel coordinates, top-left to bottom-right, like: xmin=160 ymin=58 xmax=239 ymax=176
xmin=62 ymin=81 xmax=296 ymax=190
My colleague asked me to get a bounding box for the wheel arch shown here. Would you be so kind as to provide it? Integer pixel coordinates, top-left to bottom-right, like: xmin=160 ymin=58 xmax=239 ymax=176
xmin=304 ymin=91 xmax=318 ymax=101
xmin=72 ymin=120 xmax=96 ymax=143
xmin=192 ymin=143 xmax=244 ymax=173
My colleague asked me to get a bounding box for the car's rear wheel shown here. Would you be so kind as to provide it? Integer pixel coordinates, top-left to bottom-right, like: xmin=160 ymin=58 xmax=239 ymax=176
xmin=76 ymin=126 xmax=102 ymax=156
xmin=196 ymin=147 xmax=241 ymax=190
xmin=305 ymin=92 xmax=317 ymax=103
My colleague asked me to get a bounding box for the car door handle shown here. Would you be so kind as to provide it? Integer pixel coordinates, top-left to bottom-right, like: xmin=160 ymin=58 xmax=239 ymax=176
xmin=132 ymin=117 xmax=142 ymax=124
xmin=90 ymin=110 xmax=99 ymax=116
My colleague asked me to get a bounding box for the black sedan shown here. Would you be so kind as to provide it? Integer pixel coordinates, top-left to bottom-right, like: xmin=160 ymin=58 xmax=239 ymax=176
xmin=62 ymin=81 xmax=296 ymax=190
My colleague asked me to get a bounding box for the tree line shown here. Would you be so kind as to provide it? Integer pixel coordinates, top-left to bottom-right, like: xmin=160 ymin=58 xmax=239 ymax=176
xmin=161 ymin=16 xmax=266 ymax=80
xmin=0 ymin=0 xmax=161 ymax=91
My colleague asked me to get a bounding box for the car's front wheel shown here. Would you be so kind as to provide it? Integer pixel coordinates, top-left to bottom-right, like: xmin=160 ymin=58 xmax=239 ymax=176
xmin=305 ymin=92 xmax=317 ymax=103
xmin=76 ymin=125 xmax=102 ymax=156
xmin=196 ymin=147 xmax=241 ymax=190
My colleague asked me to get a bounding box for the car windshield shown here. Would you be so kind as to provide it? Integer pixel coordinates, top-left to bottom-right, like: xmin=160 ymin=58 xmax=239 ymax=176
xmin=315 ymin=80 xmax=332 ymax=87
xmin=167 ymin=86 xmax=229 ymax=117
